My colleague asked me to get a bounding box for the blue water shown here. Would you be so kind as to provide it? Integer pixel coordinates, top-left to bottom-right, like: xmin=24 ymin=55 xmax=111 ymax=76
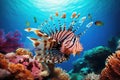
xmin=0 ymin=0 xmax=120 ymax=71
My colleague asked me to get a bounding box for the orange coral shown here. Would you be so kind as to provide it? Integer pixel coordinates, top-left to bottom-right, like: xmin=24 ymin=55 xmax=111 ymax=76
xmin=0 ymin=53 xmax=8 ymax=69
xmin=51 ymin=67 xmax=70 ymax=80
xmin=0 ymin=52 xmax=34 ymax=80
xmin=100 ymin=50 xmax=120 ymax=80
xmin=8 ymin=63 xmax=25 ymax=73
xmin=8 ymin=63 xmax=34 ymax=80
xmin=16 ymin=48 xmax=32 ymax=57
xmin=0 ymin=53 xmax=4 ymax=58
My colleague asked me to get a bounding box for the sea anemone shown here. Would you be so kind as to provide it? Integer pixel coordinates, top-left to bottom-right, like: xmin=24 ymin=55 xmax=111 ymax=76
xmin=100 ymin=50 xmax=120 ymax=80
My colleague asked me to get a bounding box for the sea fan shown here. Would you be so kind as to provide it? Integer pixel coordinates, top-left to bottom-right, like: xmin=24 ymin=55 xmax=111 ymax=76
xmin=100 ymin=50 xmax=120 ymax=80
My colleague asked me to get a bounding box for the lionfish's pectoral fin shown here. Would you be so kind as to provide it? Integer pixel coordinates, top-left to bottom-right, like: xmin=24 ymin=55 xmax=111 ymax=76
xmin=27 ymin=37 xmax=40 ymax=47
xmin=25 ymin=28 xmax=48 ymax=38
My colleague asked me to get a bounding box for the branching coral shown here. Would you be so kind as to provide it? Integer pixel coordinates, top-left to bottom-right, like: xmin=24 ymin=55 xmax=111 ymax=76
xmin=0 ymin=30 xmax=23 ymax=53
xmin=84 ymin=46 xmax=112 ymax=73
xmin=100 ymin=50 xmax=120 ymax=80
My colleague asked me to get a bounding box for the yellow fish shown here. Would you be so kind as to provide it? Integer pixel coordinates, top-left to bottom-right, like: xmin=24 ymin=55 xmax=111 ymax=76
xmin=26 ymin=21 xmax=30 ymax=27
xmin=95 ymin=21 xmax=104 ymax=26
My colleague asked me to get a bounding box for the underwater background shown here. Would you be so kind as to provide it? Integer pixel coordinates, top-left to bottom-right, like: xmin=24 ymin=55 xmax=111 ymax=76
xmin=0 ymin=0 xmax=120 ymax=80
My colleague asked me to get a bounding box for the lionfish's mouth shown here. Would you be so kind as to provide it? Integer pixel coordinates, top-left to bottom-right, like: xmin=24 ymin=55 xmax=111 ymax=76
xmin=25 ymin=12 xmax=94 ymax=64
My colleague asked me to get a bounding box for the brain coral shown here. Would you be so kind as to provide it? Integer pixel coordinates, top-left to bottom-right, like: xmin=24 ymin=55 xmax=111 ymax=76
xmin=100 ymin=50 xmax=120 ymax=80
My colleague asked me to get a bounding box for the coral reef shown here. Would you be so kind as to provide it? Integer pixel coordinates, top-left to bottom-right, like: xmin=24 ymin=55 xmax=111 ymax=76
xmin=84 ymin=46 xmax=112 ymax=73
xmin=84 ymin=72 xmax=100 ymax=80
xmin=0 ymin=48 xmax=70 ymax=80
xmin=51 ymin=67 xmax=70 ymax=80
xmin=8 ymin=63 xmax=34 ymax=80
xmin=69 ymin=46 xmax=112 ymax=80
xmin=100 ymin=50 xmax=120 ymax=80
xmin=0 ymin=48 xmax=47 ymax=80
xmin=71 ymin=58 xmax=91 ymax=74
xmin=0 ymin=30 xmax=23 ymax=54
xmin=0 ymin=69 xmax=11 ymax=79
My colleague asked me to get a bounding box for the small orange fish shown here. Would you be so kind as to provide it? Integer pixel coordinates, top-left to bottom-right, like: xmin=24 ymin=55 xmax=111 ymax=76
xmin=26 ymin=21 xmax=30 ymax=27
xmin=55 ymin=12 xmax=59 ymax=16
xmin=71 ymin=12 xmax=77 ymax=18
xmin=61 ymin=13 xmax=66 ymax=19
xmin=95 ymin=21 xmax=104 ymax=26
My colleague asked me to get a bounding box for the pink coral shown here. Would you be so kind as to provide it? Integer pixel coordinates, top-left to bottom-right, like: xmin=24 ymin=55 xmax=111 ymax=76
xmin=0 ymin=30 xmax=23 ymax=53
xmin=0 ymin=48 xmax=48 ymax=80
xmin=5 ymin=49 xmax=45 ymax=80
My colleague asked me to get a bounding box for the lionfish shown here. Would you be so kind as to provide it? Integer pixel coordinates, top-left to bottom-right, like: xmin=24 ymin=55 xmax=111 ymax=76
xmin=25 ymin=12 xmax=94 ymax=64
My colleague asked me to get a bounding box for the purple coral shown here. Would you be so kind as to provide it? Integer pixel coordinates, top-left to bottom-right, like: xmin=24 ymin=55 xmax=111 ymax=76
xmin=0 ymin=30 xmax=23 ymax=53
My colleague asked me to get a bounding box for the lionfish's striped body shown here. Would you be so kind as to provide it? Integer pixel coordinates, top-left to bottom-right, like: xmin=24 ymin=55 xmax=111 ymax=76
xmin=25 ymin=12 xmax=94 ymax=63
